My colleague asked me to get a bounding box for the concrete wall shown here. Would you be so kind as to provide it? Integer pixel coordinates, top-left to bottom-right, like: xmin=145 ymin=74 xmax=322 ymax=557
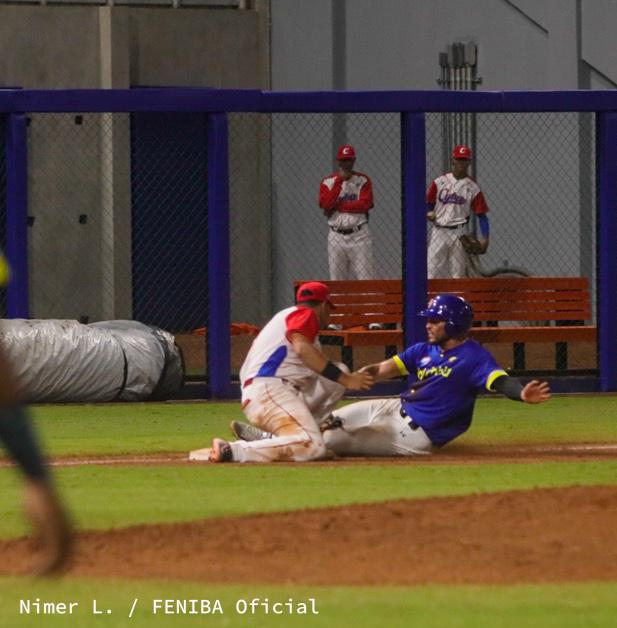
xmin=271 ymin=0 xmax=617 ymax=91
xmin=0 ymin=4 xmax=267 ymax=323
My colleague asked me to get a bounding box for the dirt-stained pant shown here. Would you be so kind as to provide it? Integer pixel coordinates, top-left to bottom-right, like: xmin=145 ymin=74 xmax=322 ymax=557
xmin=230 ymin=375 xmax=346 ymax=463
xmin=328 ymin=226 xmax=375 ymax=280
xmin=427 ymin=225 xmax=468 ymax=279
xmin=324 ymin=397 xmax=433 ymax=456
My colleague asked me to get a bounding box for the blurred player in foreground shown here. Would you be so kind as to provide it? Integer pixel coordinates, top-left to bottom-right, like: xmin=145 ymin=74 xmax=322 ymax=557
xmin=232 ymin=294 xmax=550 ymax=457
xmin=192 ymin=281 xmax=373 ymax=463
xmin=0 ymin=251 xmax=72 ymax=574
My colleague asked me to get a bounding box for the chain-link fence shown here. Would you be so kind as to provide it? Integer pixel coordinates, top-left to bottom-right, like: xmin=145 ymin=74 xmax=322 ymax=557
xmin=1 ymin=102 xmax=601 ymax=385
xmin=426 ymin=111 xmax=597 ymax=372
xmin=425 ymin=112 xmax=596 ymax=282
xmin=225 ymin=110 xmax=597 ymax=375
xmin=229 ymin=112 xmax=401 ymax=314
xmin=0 ymin=115 xmax=6 ymax=316
xmin=24 ymin=112 xmax=209 ymax=376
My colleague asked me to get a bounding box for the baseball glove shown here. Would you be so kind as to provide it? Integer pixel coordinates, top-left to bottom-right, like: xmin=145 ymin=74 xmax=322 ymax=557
xmin=459 ymin=234 xmax=486 ymax=255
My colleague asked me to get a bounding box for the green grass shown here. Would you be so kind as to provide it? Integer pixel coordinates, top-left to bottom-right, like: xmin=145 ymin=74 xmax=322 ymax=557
xmin=1 ymin=460 xmax=616 ymax=539
xmin=1 ymin=397 xmax=616 ymax=627
xmin=1 ymin=578 xmax=616 ymax=628
xmin=14 ymin=395 xmax=617 ymax=458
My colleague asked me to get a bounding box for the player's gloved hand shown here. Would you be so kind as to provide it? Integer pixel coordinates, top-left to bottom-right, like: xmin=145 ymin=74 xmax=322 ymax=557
xmin=460 ymin=234 xmax=487 ymax=255
xmin=426 ymin=211 xmax=436 ymax=222
xmin=340 ymin=370 xmax=374 ymax=391
xmin=521 ymin=380 xmax=551 ymax=404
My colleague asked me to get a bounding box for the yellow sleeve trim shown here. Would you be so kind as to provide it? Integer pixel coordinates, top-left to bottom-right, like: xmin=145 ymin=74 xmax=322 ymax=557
xmin=0 ymin=253 xmax=10 ymax=288
xmin=486 ymin=369 xmax=508 ymax=391
xmin=392 ymin=355 xmax=409 ymax=376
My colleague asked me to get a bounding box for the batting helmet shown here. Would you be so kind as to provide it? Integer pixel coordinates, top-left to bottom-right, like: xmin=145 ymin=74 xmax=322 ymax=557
xmin=418 ymin=294 xmax=474 ymax=337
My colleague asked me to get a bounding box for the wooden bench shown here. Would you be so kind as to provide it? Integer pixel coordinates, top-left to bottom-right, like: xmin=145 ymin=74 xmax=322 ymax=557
xmin=295 ymin=277 xmax=596 ymax=373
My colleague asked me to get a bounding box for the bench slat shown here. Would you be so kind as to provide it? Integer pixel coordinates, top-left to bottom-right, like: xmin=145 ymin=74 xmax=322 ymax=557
xmin=439 ymin=291 xmax=590 ymax=302
xmin=333 ymin=304 xmax=403 ymax=315
xmin=470 ymin=326 xmax=596 ymax=343
xmin=333 ymin=294 xmax=404 ymax=305
xmin=430 ymin=277 xmax=589 ymax=290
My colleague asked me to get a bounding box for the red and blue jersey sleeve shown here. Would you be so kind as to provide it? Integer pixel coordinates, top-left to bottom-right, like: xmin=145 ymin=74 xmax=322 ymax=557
xmin=471 ymin=191 xmax=489 ymax=215
xmin=319 ymin=175 xmax=343 ymax=210
xmin=426 ymin=180 xmax=438 ymax=206
xmin=285 ymin=307 xmax=320 ymax=343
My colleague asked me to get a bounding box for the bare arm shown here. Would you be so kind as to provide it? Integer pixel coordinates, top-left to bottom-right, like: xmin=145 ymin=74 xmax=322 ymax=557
xmin=289 ymin=333 xmax=374 ymax=391
xmin=359 ymin=358 xmax=402 ymax=382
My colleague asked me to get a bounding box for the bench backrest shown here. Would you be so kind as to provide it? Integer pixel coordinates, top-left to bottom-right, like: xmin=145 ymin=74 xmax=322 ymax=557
xmin=429 ymin=277 xmax=592 ymax=323
xmin=294 ymin=279 xmax=402 ymax=327
xmin=295 ymin=277 xmax=592 ymax=326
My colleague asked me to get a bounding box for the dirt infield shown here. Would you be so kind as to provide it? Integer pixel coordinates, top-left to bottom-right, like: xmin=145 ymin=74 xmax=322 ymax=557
xmin=1 ymin=485 xmax=616 ymax=585
xmin=0 ymin=442 xmax=611 ymax=468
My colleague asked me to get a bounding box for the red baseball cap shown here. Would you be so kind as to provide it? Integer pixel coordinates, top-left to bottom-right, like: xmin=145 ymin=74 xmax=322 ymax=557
xmin=296 ymin=282 xmax=336 ymax=308
xmin=452 ymin=145 xmax=472 ymax=160
xmin=336 ymin=144 xmax=356 ymax=160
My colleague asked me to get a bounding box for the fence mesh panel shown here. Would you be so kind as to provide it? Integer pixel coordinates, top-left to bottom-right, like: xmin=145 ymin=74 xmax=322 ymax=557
xmin=25 ymin=112 xmax=209 ymax=377
xmin=426 ymin=111 xmax=597 ymax=372
xmin=8 ymin=106 xmax=598 ymax=382
xmin=0 ymin=115 xmax=6 ymax=316
xmin=425 ymin=112 xmax=596 ymax=282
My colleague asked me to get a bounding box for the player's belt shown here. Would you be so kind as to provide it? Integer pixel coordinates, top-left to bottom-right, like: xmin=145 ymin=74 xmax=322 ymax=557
xmin=330 ymin=222 xmax=368 ymax=235
xmin=399 ymin=407 xmax=420 ymax=431
xmin=434 ymin=220 xmax=469 ymax=230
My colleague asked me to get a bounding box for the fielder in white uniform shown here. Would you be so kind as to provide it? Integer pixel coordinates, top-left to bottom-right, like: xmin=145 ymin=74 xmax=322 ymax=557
xmin=203 ymin=282 xmax=373 ymax=463
xmin=427 ymin=145 xmax=490 ymax=278
xmin=319 ymin=144 xmax=375 ymax=280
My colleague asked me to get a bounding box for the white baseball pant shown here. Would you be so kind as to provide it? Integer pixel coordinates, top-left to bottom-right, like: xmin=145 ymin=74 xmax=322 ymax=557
xmin=230 ymin=374 xmax=346 ymax=463
xmin=328 ymin=226 xmax=375 ymax=280
xmin=427 ymin=225 xmax=468 ymax=279
xmin=323 ymin=397 xmax=433 ymax=456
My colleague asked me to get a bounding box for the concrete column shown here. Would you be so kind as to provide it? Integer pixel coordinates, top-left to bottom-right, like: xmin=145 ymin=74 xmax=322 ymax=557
xmin=99 ymin=7 xmax=133 ymax=320
xmin=546 ymin=0 xmax=580 ymax=89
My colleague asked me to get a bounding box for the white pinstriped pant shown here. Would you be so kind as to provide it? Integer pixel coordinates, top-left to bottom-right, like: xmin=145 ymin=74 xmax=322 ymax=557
xmin=230 ymin=375 xmax=346 ymax=463
xmin=328 ymin=225 xmax=375 ymax=280
xmin=427 ymin=224 xmax=468 ymax=279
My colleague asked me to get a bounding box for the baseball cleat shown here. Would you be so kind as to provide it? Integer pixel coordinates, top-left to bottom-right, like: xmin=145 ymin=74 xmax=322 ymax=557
xmin=209 ymin=438 xmax=233 ymax=463
xmin=319 ymin=414 xmax=344 ymax=432
xmin=230 ymin=420 xmax=270 ymax=442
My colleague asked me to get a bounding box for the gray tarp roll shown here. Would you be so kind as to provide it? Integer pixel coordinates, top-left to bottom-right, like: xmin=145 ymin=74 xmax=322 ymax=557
xmin=0 ymin=319 xmax=184 ymax=402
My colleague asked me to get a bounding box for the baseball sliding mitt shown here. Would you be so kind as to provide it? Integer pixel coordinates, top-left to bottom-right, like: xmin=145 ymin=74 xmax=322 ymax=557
xmin=459 ymin=234 xmax=486 ymax=255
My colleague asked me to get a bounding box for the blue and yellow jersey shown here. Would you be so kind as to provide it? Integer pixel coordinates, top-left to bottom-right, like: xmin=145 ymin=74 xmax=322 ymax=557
xmin=393 ymin=339 xmax=507 ymax=446
xmin=0 ymin=251 xmax=9 ymax=288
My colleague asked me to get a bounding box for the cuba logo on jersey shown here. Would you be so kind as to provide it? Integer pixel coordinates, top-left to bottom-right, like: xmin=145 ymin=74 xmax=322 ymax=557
xmin=417 ymin=365 xmax=453 ymax=380
xmin=438 ymin=189 xmax=466 ymax=205
xmin=339 ymin=193 xmax=359 ymax=201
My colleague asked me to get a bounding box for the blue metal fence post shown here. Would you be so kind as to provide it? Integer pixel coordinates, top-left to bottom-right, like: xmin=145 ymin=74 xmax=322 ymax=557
xmin=5 ymin=113 xmax=29 ymax=318
xmin=401 ymin=112 xmax=427 ymax=347
xmin=597 ymin=112 xmax=617 ymax=392
xmin=207 ymin=112 xmax=232 ymax=398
